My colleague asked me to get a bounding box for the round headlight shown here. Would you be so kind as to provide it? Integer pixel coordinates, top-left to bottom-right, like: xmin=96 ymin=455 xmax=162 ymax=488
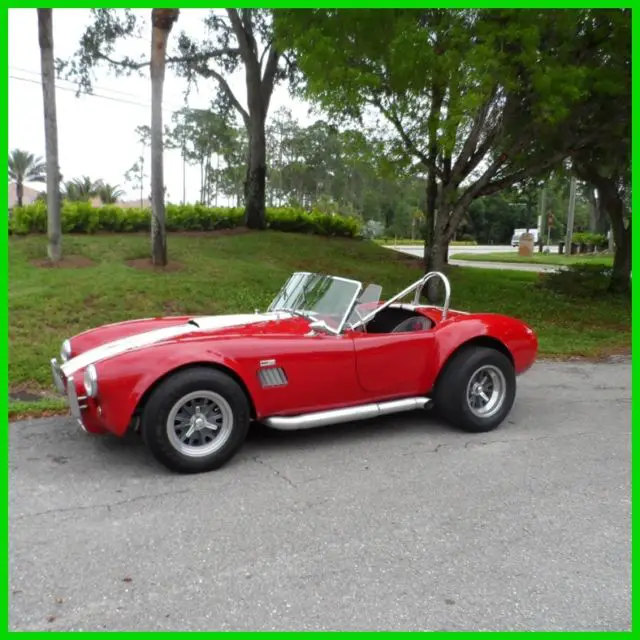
xmin=83 ymin=364 xmax=99 ymax=398
xmin=60 ymin=339 xmax=72 ymax=363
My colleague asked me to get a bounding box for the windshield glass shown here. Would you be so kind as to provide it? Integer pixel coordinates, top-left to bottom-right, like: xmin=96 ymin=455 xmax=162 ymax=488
xmin=269 ymin=272 xmax=363 ymax=331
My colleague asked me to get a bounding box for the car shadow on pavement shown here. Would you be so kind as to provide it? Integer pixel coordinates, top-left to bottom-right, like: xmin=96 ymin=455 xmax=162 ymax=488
xmin=80 ymin=409 xmax=450 ymax=474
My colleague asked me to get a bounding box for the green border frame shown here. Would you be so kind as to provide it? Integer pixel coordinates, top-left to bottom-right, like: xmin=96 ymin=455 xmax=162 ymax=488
xmin=3 ymin=1 xmax=635 ymax=635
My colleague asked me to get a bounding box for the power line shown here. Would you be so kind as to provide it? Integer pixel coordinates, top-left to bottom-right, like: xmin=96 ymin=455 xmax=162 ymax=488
xmin=10 ymin=73 xmax=174 ymax=111
xmin=10 ymin=73 xmax=215 ymax=115
xmin=10 ymin=64 xmax=158 ymax=102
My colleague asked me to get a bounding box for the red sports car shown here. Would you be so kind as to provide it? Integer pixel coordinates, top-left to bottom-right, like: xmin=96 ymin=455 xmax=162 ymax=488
xmin=50 ymin=271 xmax=538 ymax=474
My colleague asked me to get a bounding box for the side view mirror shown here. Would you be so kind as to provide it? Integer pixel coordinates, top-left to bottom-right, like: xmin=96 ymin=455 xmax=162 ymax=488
xmin=308 ymin=319 xmax=337 ymax=335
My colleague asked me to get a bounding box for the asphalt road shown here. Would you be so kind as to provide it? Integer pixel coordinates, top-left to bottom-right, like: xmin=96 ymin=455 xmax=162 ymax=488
xmin=385 ymin=244 xmax=560 ymax=272
xmin=9 ymin=359 xmax=630 ymax=631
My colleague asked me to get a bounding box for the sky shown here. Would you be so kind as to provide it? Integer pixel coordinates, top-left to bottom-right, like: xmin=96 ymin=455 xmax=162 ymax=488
xmin=8 ymin=8 xmax=315 ymax=203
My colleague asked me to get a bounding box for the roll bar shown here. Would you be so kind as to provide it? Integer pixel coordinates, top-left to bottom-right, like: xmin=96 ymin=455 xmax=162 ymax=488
xmin=353 ymin=271 xmax=451 ymax=329
xmin=412 ymin=271 xmax=451 ymax=319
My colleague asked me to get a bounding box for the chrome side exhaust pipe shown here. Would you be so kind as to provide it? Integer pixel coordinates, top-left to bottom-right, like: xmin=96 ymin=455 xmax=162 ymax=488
xmin=262 ymin=396 xmax=431 ymax=431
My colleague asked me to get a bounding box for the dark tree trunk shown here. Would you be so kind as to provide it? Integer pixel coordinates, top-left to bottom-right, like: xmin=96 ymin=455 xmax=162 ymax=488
xmin=423 ymin=195 xmax=451 ymax=303
xmin=573 ymin=159 xmax=630 ymax=294
xmin=422 ymin=81 xmax=443 ymax=276
xmin=423 ymin=233 xmax=449 ymax=304
xmin=600 ymin=186 xmax=631 ymax=294
xmin=610 ymin=221 xmax=631 ymax=294
xmin=422 ymin=173 xmax=437 ymax=269
xmin=244 ymin=116 xmax=267 ymax=229
xmin=16 ymin=181 xmax=24 ymax=208
xmin=425 ymin=235 xmax=448 ymax=272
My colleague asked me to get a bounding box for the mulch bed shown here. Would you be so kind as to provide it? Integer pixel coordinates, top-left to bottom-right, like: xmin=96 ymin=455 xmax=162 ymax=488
xmin=30 ymin=255 xmax=95 ymax=269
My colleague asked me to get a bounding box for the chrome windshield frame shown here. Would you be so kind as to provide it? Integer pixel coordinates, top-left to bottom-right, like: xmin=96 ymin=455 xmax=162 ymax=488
xmin=268 ymin=271 xmax=364 ymax=335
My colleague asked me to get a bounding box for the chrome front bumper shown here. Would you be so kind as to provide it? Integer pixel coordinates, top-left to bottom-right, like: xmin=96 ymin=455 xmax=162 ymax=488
xmin=51 ymin=358 xmax=87 ymax=429
xmin=50 ymin=358 xmax=65 ymax=394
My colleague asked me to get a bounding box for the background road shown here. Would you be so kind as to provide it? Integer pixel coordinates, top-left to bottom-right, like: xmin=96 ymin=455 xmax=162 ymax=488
xmin=385 ymin=244 xmax=560 ymax=272
xmin=9 ymin=359 xmax=630 ymax=631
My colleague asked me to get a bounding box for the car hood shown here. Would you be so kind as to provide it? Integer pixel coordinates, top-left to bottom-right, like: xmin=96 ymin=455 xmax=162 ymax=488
xmin=60 ymin=311 xmax=304 ymax=376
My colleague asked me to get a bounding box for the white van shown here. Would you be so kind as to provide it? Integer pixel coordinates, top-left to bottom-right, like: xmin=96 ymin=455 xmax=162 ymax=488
xmin=511 ymin=228 xmax=540 ymax=247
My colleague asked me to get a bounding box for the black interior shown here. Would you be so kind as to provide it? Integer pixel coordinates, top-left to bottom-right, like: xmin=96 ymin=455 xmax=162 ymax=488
xmin=363 ymin=307 xmax=434 ymax=334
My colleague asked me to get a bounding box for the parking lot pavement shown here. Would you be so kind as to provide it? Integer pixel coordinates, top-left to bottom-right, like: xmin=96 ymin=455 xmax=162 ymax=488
xmin=9 ymin=359 xmax=630 ymax=631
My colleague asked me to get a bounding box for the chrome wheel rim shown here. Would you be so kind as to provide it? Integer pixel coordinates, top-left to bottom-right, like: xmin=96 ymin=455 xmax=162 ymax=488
xmin=465 ymin=365 xmax=507 ymax=418
xmin=166 ymin=391 xmax=234 ymax=458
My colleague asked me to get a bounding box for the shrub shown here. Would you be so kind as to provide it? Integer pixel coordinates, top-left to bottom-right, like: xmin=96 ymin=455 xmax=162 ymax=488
xmin=361 ymin=219 xmax=385 ymax=239
xmin=9 ymin=202 xmax=362 ymax=238
xmin=538 ymin=263 xmax=614 ymax=298
xmin=570 ymin=231 xmax=608 ymax=251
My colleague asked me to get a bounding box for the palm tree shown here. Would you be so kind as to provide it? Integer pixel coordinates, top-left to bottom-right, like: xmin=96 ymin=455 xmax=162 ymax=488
xmin=150 ymin=8 xmax=180 ymax=266
xmin=37 ymin=8 xmax=63 ymax=262
xmin=97 ymin=183 xmax=124 ymax=204
xmin=63 ymin=176 xmax=103 ymax=201
xmin=8 ymin=149 xmax=47 ymax=207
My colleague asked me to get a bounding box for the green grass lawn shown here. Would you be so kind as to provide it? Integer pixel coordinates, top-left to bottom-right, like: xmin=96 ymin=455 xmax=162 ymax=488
xmin=453 ymin=251 xmax=614 ymax=267
xmin=9 ymin=232 xmax=630 ymax=393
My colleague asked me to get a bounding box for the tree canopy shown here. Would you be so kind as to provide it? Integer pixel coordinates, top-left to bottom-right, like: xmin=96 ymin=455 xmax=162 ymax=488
xmin=276 ymin=8 xmax=631 ymax=274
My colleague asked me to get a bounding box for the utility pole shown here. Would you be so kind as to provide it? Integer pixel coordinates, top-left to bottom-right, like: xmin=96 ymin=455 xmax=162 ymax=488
xmin=565 ymin=176 xmax=577 ymax=252
xmin=538 ymin=184 xmax=547 ymax=251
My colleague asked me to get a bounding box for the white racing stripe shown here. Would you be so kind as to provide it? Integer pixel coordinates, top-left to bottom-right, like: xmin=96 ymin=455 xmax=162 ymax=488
xmin=60 ymin=312 xmax=292 ymax=376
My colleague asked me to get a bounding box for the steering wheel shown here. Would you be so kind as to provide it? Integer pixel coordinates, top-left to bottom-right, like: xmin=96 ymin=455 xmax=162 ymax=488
xmin=391 ymin=316 xmax=431 ymax=333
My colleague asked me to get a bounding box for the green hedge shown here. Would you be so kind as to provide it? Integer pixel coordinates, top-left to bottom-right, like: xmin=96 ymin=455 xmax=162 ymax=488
xmin=9 ymin=202 xmax=362 ymax=238
xmin=570 ymin=232 xmax=608 ymax=248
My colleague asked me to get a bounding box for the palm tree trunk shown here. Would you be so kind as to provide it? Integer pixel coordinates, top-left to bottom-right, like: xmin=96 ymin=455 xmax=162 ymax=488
xmin=16 ymin=181 xmax=24 ymax=208
xmin=37 ymin=9 xmax=62 ymax=263
xmin=149 ymin=9 xmax=179 ymax=266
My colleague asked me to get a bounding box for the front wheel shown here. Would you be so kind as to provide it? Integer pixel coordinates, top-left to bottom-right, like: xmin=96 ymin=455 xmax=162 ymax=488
xmin=433 ymin=346 xmax=516 ymax=433
xmin=140 ymin=367 xmax=251 ymax=473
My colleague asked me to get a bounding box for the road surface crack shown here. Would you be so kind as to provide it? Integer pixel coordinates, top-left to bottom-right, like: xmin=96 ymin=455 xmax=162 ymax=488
xmin=463 ymin=428 xmax=630 ymax=451
xmin=13 ymin=488 xmax=194 ymax=521
xmin=251 ymin=456 xmax=297 ymax=488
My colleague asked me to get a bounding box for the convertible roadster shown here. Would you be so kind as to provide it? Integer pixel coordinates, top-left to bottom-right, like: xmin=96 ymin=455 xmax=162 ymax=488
xmin=50 ymin=271 xmax=537 ymax=474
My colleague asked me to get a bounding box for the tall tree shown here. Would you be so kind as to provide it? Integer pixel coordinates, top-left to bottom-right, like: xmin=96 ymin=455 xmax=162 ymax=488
xmin=8 ymin=149 xmax=46 ymax=207
xmin=173 ymin=10 xmax=292 ymax=227
xmin=149 ymin=8 xmax=179 ymax=266
xmin=576 ymin=12 xmax=630 ymax=293
xmin=276 ymin=9 xmax=627 ymax=280
xmin=37 ymin=8 xmax=62 ymax=262
xmin=59 ymin=9 xmax=293 ymax=230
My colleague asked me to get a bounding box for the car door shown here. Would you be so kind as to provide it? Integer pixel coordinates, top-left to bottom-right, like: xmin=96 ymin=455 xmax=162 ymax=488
xmin=350 ymin=328 xmax=437 ymax=397
xmin=249 ymin=332 xmax=362 ymax=417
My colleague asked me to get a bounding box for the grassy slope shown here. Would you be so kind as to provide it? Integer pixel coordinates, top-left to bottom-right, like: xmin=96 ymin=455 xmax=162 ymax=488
xmin=453 ymin=251 xmax=614 ymax=266
xmin=9 ymin=232 xmax=630 ymax=392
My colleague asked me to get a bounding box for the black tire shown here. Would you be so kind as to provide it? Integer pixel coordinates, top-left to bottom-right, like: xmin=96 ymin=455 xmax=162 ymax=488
xmin=140 ymin=367 xmax=251 ymax=474
xmin=433 ymin=346 xmax=516 ymax=433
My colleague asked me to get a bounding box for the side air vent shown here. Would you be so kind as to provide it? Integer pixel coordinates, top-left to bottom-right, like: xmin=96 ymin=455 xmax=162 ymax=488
xmin=258 ymin=366 xmax=288 ymax=388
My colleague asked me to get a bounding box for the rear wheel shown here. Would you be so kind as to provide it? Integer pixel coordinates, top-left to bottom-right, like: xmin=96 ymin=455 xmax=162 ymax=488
xmin=141 ymin=367 xmax=251 ymax=473
xmin=434 ymin=346 xmax=516 ymax=433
